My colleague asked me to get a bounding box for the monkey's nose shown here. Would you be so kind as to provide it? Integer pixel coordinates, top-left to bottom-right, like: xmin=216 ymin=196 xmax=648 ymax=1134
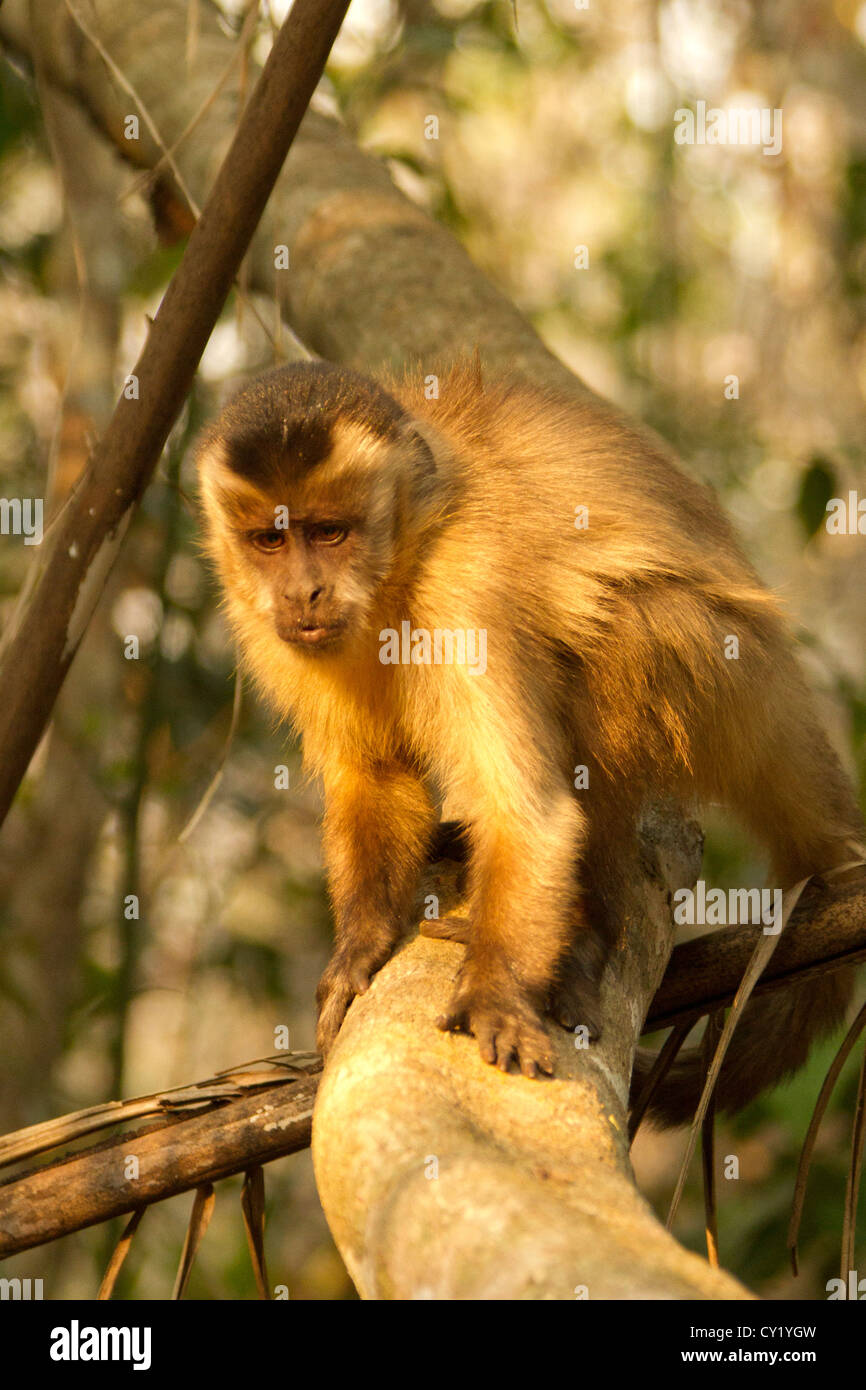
xmin=309 ymin=587 xmax=324 ymax=603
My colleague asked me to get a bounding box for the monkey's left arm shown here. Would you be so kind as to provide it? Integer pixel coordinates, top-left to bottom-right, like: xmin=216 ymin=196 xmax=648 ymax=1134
xmin=315 ymin=758 xmax=437 ymax=1055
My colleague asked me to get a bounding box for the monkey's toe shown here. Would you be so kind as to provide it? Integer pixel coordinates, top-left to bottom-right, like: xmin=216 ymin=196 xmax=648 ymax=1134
xmin=492 ymin=1020 xmax=552 ymax=1077
xmin=547 ymin=992 xmax=603 ymax=1040
xmin=348 ymin=964 xmax=373 ymax=994
xmin=437 ymin=991 xmax=555 ymax=1078
xmin=315 ymin=987 xmax=353 ymax=1057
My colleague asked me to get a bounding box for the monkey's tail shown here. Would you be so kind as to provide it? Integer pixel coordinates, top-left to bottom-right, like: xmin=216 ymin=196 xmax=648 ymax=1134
xmin=632 ymin=663 xmax=866 ymax=1130
xmin=630 ymin=965 xmax=856 ymax=1130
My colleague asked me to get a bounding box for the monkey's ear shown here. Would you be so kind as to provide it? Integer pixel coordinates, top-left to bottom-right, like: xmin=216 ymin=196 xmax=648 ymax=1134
xmin=400 ymin=418 xmax=440 ymax=483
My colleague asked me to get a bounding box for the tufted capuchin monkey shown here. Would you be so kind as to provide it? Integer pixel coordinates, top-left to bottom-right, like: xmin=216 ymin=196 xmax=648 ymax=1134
xmin=196 ymin=358 xmax=863 ymax=1124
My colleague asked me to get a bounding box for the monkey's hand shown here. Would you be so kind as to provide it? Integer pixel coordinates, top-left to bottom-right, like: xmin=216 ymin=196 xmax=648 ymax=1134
xmin=437 ymin=958 xmax=555 ymax=1079
xmin=315 ymin=938 xmax=397 ymax=1057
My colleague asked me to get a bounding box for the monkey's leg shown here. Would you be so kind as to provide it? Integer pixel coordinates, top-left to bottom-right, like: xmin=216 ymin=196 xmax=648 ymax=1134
xmin=437 ymin=791 xmax=599 ymax=1078
xmin=316 ymin=762 xmax=436 ymax=1057
xmin=424 ymin=903 xmax=611 ymax=1032
xmin=546 ymin=791 xmax=626 ymax=1032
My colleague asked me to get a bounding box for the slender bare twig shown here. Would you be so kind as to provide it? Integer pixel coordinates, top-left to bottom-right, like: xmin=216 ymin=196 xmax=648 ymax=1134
xmin=0 ymin=0 xmax=352 ymax=828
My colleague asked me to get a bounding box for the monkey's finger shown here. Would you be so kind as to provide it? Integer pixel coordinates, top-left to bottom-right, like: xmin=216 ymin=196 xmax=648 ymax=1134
xmin=495 ymin=1038 xmax=517 ymax=1073
xmin=550 ymin=988 xmax=602 ymax=1040
xmin=498 ymin=1026 xmax=542 ymax=1078
xmin=519 ymin=1030 xmax=555 ymax=1078
xmin=474 ymin=1020 xmax=499 ymax=1066
xmin=552 ymin=1005 xmax=600 ymax=1039
xmin=315 ymin=1015 xmax=337 ymax=1056
xmin=316 ymin=1008 xmax=343 ymax=1055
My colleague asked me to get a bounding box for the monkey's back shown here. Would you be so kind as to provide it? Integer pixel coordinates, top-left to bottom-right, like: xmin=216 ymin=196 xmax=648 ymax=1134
xmin=393 ymin=362 xmax=792 ymax=797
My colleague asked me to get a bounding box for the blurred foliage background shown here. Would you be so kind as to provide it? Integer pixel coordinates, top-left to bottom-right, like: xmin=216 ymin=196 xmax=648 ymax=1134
xmin=0 ymin=0 xmax=864 ymax=1299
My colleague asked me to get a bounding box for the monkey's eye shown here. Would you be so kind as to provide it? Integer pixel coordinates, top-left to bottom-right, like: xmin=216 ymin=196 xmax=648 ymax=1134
xmin=308 ymin=523 xmax=348 ymax=546
xmin=249 ymin=529 xmax=286 ymax=552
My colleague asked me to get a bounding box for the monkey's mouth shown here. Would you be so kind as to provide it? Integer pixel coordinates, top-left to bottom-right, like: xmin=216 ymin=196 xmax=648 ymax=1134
xmin=281 ymin=621 xmax=346 ymax=648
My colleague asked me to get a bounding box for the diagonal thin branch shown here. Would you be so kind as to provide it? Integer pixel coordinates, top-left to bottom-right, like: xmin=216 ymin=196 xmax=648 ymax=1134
xmin=841 ymin=1044 xmax=866 ymax=1280
xmin=241 ymin=1166 xmax=270 ymax=1300
xmin=701 ymin=1011 xmax=724 ymax=1269
xmin=98 ymin=1207 xmax=146 ymax=1300
xmin=665 ymin=876 xmax=811 ymax=1230
xmin=65 ymin=0 xmax=199 ymax=216
xmin=172 ymin=1183 xmax=215 ymax=1299
xmin=0 ymin=0 xmax=352 ymax=828
xmin=787 ymin=1000 xmax=866 ymax=1273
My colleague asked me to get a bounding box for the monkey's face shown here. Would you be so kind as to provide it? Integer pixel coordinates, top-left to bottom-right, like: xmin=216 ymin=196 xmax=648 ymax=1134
xmin=198 ymin=423 xmax=416 ymax=656
xmin=196 ymin=363 xmax=439 ymax=658
xmin=232 ymin=502 xmax=376 ymax=653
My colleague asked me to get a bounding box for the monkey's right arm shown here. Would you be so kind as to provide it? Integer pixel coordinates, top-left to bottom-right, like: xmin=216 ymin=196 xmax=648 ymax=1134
xmin=315 ymin=758 xmax=437 ymax=1056
xmin=435 ymin=784 xmax=599 ymax=1078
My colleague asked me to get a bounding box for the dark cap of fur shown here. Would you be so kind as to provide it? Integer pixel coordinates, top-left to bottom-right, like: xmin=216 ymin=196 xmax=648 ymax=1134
xmin=199 ymin=361 xmax=409 ymax=487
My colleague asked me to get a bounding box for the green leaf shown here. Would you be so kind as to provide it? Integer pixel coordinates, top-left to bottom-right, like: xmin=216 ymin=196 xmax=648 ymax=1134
xmin=797 ymin=456 xmax=837 ymax=538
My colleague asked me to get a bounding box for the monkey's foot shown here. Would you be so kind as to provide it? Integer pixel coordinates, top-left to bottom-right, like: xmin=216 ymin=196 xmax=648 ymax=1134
xmin=546 ymin=967 xmax=603 ymax=1041
xmin=437 ymin=974 xmax=555 ymax=1079
xmin=419 ymin=912 xmax=471 ymax=944
xmin=546 ymin=932 xmax=607 ymax=1039
xmin=315 ymin=941 xmax=395 ymax=1057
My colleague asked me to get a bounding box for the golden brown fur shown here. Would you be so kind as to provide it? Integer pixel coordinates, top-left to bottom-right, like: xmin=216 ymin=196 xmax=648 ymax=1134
xmin=196 ymin=358 xmax=863 ymax=1113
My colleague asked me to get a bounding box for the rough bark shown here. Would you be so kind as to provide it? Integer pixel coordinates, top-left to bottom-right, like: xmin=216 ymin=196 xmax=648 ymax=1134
xmin=314 ymin=812 xmax=750 ymax=1299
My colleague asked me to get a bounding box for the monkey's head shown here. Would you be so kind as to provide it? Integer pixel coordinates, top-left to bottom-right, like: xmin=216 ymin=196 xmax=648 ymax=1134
xmin=196 ymin=362 xmax=439 ymax=659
